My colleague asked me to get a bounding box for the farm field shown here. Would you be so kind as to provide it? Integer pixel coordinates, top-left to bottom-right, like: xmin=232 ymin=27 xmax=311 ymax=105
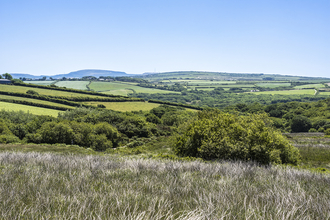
xmin=319 ymin=92 xmax=330 ymax=95
xmin=161 ymin=80 xmax=237 ymax=84
xmin=26 ymin=81 xmax=55 ymax=85
xmin=254 ymin=89 xmax=315 ymax=95
xmin=294 ymin=84 xmax=325 ymax=89
xmin=54 ymin=81 xmax=89 ymax=90
xmin=0 ymin=94 xmax=75 ymax=109
xmin=89 ymin=82 xmax=179 ymax=96
xmin=85 ymin=101 xmax=160 ymax=111
xmin=0 ymin=84 xmax=106 ymax=98
xmin=0 ymin=101 xmax=61 ymax=117
xmin=256 ymin=82 xmax=291 ymax=88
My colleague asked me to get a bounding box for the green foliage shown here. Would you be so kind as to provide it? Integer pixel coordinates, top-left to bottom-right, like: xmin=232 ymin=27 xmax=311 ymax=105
xmin=325 ymin=128 xmax=330 ymax=136
xmin=2 ymin=73 xmax=13 ymax=80
xmin=291 ymin=115 xmax=312 ymax=132
xmin=308 ymin=128 xmax=317 ymax=132
xmin=174 ymin=110 xmax=300 ymax=165
xmin=26 ymin=90 xmax=39 ymax=95
xmin=146 ymin=113 xmax=162 ymax=124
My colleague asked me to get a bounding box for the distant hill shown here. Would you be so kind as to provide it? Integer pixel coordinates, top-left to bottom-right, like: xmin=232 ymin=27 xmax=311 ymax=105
xmin=11 ymin=69 xmax=131 ymax=79
xmin=139 ymin=71 xmax=330 ymax=81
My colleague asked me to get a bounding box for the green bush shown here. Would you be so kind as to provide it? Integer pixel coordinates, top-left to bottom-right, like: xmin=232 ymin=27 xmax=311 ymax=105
xmin=173 ymin=110 xmax=300 ymax=165
xmin=325 ymin=128 xmax=330 ymax=136
xmin=0 ymin=134 xmax=20 ymax=144
xmin=26 ymin=90 xmax=39 ymax=95
xmin=308 ymin=128 xmax=317 ymax=132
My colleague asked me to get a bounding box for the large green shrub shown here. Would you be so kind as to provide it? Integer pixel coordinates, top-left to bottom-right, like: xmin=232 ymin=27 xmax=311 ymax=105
xmin=174 ymin=110 xmax=300 ymax=165
xmin=291 ymin=115 xmax=312 ymax=132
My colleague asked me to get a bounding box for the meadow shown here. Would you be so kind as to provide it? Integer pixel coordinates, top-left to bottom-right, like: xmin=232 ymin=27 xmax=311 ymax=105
xmin=162 ymin=80 xmax=237 ymax=85
xmin=0 ymin=94 xmax=75 ymax=109
xmin=0 ymin=84 xmax=107 ymax=98
xmin=294 ymin=84 xmax=326 ymax=89
xmin=89 ymin=82 xmax=179 ymax=96
xmin=54 ymin=81 xmax=89 ymax=90
xmin=319 ymin=92 xmax=330 ymax=96
xmin=85 ymin=101 xmax=160 ymax=112
xmin=254 ymin=89 xmax=315 ymax=95
xmin=0 ymin=151 xmax=329 ymax=219
xmin=255 ymin=82 xmax=291 ymax=88
xmin=0 ymin=102 xmax=61 ymax=117
xmin=27 ymin=81 xmax=55 ymax=86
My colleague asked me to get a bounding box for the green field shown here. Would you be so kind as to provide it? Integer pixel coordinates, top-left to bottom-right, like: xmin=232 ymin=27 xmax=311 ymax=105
xmin=27 ymin=81 xmax=55 ymax=86
xmin=294 ymin=84 xmax=325 ymax=89
xmin=89 ymin=82 xmax=179 ymax=96
xmin=254 ymin=89 xmax=316 ymax=95
xmin=319 ymin=92 xmax=330 ymax=95
xmin=0 ymin=84 xmax=106 ymax=98
xmin=256 ymin=83 xmax=291 ymax=88
xmin=85 ymin=101 xmax=160 ymax=111
xmin=0 ymin=94 xmax=75 ymax=109
xmin=55 ymin=81 xmax=89 ymax=90
xmin=0 ymin=101 xmax=61 ymax=117
xmin=161 ymin=79 xmax=237 ymax=84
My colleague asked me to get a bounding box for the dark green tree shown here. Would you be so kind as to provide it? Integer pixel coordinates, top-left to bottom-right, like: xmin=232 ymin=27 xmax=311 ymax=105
xmin=290 ymin=115 xmax=312 ymax=132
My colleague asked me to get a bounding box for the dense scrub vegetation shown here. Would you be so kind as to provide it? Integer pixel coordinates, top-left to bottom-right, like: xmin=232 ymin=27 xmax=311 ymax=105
xmin=174 ymin=110 xmax=300 ymax=165
xmin=227 ymin=98 xmax=330 ymax=132
xmin=0 ymin=105 xmax=195 ymax=150
xmin=131 ymin=90 xmax=328 ymax=108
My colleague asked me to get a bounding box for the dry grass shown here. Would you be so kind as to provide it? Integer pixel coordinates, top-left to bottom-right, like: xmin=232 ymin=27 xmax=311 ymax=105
xmin=0 ymin=152 xmax=329 ymax=219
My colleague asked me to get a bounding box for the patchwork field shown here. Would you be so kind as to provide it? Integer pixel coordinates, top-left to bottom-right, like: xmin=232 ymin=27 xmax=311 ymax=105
xmin=0 ymin=101 xmax=61 ymax=117
xmin=294 ymin=84 xmax=325 ymax=89
xmin=161 ymin=80 xmax=237 ymax=84
xmin=89 ymin=82 xmax=179 ymax=96
xmin=319 ymin=92 xmax=330 ymax=96
xmin=0 ymin=94 xmax=75 ymax=109
xmin=0 ymin=84 xmax=106 ymax=98
xmin=256 ymin=83 xmax=291 ymax=88
xmin=54 ymin=81 xmax=89 ymax=90
xmin=27 ymin=81 xmax=55 ymax=86
xmin=255 ymin=89 xmax=315 ymax=95
xmin=85 ymin=101 xmax=160 ymax=111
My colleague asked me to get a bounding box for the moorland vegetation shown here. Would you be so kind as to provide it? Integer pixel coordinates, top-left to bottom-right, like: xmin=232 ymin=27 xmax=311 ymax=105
xmin=0 ymin=72 xmax=330 ymax=218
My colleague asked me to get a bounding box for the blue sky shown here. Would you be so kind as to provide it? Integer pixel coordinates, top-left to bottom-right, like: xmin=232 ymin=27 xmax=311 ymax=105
xmin=0 ymin=0 xmax=329 ymax=77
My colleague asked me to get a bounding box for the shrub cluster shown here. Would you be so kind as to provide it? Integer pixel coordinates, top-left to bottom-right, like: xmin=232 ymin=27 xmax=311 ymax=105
xmin=174 ymin=110 xmax=301 ymax=165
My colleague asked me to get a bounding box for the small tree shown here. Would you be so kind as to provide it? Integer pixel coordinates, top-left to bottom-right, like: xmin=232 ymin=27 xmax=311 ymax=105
xmin=2 ymin=73 xmax=13 ymax=80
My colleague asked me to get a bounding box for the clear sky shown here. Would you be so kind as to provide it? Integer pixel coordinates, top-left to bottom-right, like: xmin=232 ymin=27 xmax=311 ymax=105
xmin=0 ymin=0 xmax=329 ymax=77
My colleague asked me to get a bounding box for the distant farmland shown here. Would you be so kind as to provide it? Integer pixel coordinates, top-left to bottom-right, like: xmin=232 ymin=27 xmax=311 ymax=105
xmin=0 ymin=84 xmax=107 ymax=98
xmin=89 ymin=82 xmax=179 ymax=96
xmin=85 ymin=101 xmax=160 ymax=112
xmin=54 ymin=81 xmax=89 ymax=90
xmin=294 ymin=84 xmax=325 ymax=89
xmin=255 ymin=89 xmax=315 ymax=95
xmin=0 ymin=101 xmax=61 ymax=117
xmin=256 ymin=83 xmax=291 ymax=88
xmin=27 ymin=81 xmax=55 ymax=86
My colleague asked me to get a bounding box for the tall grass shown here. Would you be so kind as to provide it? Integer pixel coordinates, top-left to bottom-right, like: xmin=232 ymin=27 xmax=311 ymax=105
xmin=0 ymin=152 xmax=329 ymax=219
